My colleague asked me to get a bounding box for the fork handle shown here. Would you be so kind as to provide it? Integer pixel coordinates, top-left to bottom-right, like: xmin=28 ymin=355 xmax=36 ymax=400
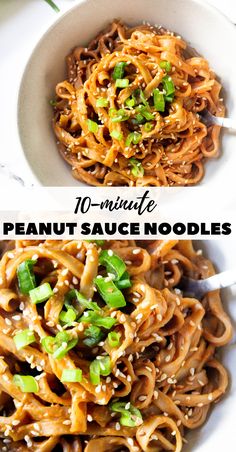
xmin=217 ymin=117 xmax=236 ymax=131
xmin=203 ymin=268 xmax=236 ymax=292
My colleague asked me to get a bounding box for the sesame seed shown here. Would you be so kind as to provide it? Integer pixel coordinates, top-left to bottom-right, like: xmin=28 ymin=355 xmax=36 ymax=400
xmin=138 ymin=395 xmax=147 ymax=401
xmin=115 ymin=422 xmax=121 ymax=430
xmin=190 ymin=368 xmax=195 ymax=376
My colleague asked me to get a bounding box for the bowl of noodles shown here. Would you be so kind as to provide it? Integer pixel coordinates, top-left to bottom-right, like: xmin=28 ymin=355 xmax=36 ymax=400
xmin=17 ymin=0 xmax=236 ymax=187
xmin=0 ymin=239 xmax=235 ymax=451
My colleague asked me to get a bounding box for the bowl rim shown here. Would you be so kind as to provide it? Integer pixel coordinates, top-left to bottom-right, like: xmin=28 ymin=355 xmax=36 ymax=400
xmin=17 ymin=0 xmax=236 ymax=187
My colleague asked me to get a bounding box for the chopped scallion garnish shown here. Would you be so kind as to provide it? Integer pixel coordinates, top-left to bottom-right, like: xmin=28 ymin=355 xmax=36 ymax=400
xmin=160 ymin=60 xmax=172 ymax=72
xmin=13 ymin=329 xmax=36 ymax=350
xmin=115 ymin=271 xmax=132 ymax=289
xmin=129 ymin=157 xmax=144 ymax=178
xmin=79 ymin=311 xmax=117 ymax=329
xmin=153 ymin=88 xmax=165 ymax=112
xmin=41 ymin=331 xmax=78 ymax=360
xmin=99 ymin=250 xmax=126 ymax=281
xmin=94 ymin=277 xmax=126 ymax=308
xmin=110 ymin=130 xmax=123 ymax=141
xmin=136 ymin=105 xmax=155 ymax=121
xmin=110 ymin=401 xmax=143 ymax=427
xmin=13 ymin=375 xmax=39 ymax=393
xmin=112 ymin=62 xmax=127 ymax=80
xmin=125 ymin=132 xmax=142 ymax=147
xmin=17 ymin=259 xmax=37 ymax=294
xmin=87 ymin=119 xmax=99 ymax=133
xmin=59 ymin=308 xmax=77 ymax=325
xmin=125 ymin=97 xmax=135 ymax=108
xmin=144 ymin=122 xmax=154 ymax=132
xmin=90 ymin=356 xmax=111 ymax=384
xmin=65 ymin=289 xmax=100 ymax=313
xmin=96 ymin=98 xmax=109 ymax=108
xmin=162 ymin=75 xmax=175 ymax=96
xmin=83 ymin=325 xmax=104 ymax=347
xmin=109 ymin=109 xmax=129 ymax=123
xmin=108 ymin=331 xmax=121 ymax=348
xmin=29 ymin=282 xmax=53 ymax=304
xmin=61 ymin=368 xmax=82 ymax=383
xmin=115 ymin=78 xmax=129 ymax=88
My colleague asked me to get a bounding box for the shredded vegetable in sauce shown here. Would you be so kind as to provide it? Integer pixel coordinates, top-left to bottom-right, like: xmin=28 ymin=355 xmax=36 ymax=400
xmin=0 ymin=240 xmax=232 ymax=451
xmin=52 ymin=21 xmax=225 ymax=186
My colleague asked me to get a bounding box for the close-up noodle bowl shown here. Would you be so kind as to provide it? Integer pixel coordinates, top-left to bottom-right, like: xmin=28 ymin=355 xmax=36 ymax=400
xmin=52 ymin=21 xmax=224 ymax=186
xmin=0 ymin=240 xmax=232 ymax=451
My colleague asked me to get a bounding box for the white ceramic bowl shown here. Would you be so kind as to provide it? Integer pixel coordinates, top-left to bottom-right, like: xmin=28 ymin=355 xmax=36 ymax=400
xmin=18 ymin=0 xmax=236 ymax=187
xmin=184 ymin=240 xmax=236 ymax=452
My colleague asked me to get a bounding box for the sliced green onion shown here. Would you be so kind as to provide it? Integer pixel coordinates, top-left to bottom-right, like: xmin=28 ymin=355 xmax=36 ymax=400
xmin=144 ymin=122 xmax=154 ymax=132
xmin=13 ymin=329 xmax=35 ymax=350
xmin=165 ymin=94 xmax=175 ymax=103
xmin=41 ymin=336 xmax=55 ymax=354
xmin=108 ymin=331 xmax=121 ymax=348
xmin=110 ymin=401 xmax=143 ymax=427
xmin=29 ymin=282 xmax=53 ymax=304
xmin=99 ymin=250 xmax=126 ymax=281
xmin=79 ymin=311 xmax=117 ymax=329
xmin=125 ymin=97 xmax=135 ymax=108
xmin=120 ymin=406 xmax=143 ymax=427
xmin=96 ymin=98 xmax=109 ymax=108
xmin=160 ymin=61 xmax=172 ymax=72
xmin=112 ymin=62 xmax=127 ymax=80
xmin=115 ymin=78 xmax=129 ymax=88
xmin=83 ymin=325 xmax=104 ymax=347
xmin=59 ymin=308 xmax=77 ymax=325
xmin=41 ymin=331 xmax=78 ymax=360
xmin=13 ymin=375 xmax=38 ymax=393
xmin=139 ymin=90 xmax=149 ymax=106
xmin=89 ymin=359 xmax=101 ymax=385
xmin=125 ymin=132 xmax=142 ymax=147
xmin=132 ymin=89 xmax=149 ymax=107
xmin=162 ymin=75 xmax=175 ymax=96
xmin=153 ymin=88 xmax=165 ymax=112
xmin=90 ymin=356 xmax=111 ymax=384
xmin=129 ymin=157 xmax=144 ymax=178
xmin=44 ymin=0 xmax=60 ymax=13
xmin=115 ymin=271 xmax=132 ymax=289
xmin=94 ymin=277 xmax=126 ymax=308
xmin=98 ymin=356 xmax=111 ymax=376
xmin=65 ymin=289 xmax=100 ymax=313
xmin=136 ymin=105 xmax=155 ymax=121
xmin=110 ymin=130 xmax=123 ymax=141
xmin=134 ymin=113 xmax=146 ymax=125
xmin=110 ymin=109 xmax=129 ymax=123
xmin=61 ymin=368 xmax=82 ymax=383
xmin=52 ymin=337 xmax=78 ymax=360
xmin=87 ymin=119 xmax=99 ymax=133
xmin=17 ymin=259 xmax=37 ymax=294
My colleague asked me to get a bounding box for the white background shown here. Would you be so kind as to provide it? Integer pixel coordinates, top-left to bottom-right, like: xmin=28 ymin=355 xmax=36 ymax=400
xmin=0 ymin=0 xmax=236 ymax=187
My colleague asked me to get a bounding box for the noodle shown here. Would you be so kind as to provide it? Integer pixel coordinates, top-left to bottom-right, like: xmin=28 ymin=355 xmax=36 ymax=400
xmin=52 ymin=21 xmax=225 ymax=186
xmin=0 ymin=240 xmax=232 ymax=451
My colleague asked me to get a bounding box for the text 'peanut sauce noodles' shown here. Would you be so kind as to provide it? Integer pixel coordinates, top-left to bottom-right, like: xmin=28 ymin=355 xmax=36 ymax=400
xmin=52 ymin=21 xmax=224 ymax=187
xmin=0 ymin=240 xmax=232 ymax=451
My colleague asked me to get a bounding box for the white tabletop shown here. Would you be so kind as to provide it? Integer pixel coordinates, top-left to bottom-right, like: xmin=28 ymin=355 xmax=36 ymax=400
xmin=0 ymin=0 xmax=236 ymax=187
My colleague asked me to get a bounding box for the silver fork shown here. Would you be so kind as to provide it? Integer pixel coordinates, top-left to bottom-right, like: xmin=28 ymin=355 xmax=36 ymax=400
xmin=179 ymin=268 xmax=236 ymax=299
xmin=199 ymin=109 xmax=236 ymax=131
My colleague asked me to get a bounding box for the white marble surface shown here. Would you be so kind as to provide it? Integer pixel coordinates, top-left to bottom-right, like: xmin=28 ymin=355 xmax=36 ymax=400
xmin=0 ymin=0 xmax=236 ymax=187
